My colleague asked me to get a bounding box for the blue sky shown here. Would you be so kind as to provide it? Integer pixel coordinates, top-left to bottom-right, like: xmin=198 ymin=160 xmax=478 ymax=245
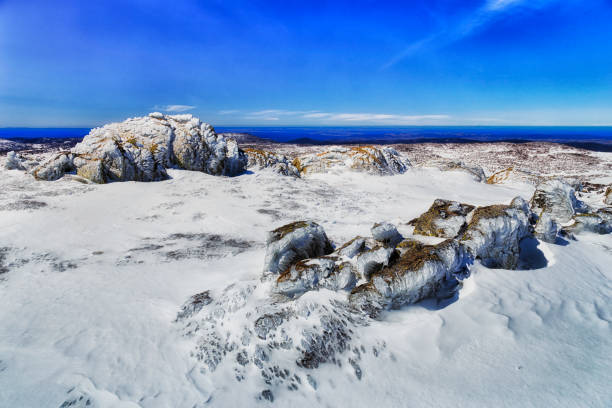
xmin=1 ymin=0 xmax=611 ymax=126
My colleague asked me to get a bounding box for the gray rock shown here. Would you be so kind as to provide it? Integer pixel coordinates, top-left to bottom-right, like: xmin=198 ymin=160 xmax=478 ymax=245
xmin=530 ymin=178 xmax=586 ymax=225
xmin=370 ymin=222 xmax=402 ymax=245
xmin=274 ymin=256 xmax=357 ymax=297
xmin=33 ymin=113 xmax=247 ymax=183
xmin=4 ymin=151 xmax=25 ymax=170
xmin=263 ymin=221 xmax=334 ymax=277
xmin=409 ymin=199 xmax=475 ymax=238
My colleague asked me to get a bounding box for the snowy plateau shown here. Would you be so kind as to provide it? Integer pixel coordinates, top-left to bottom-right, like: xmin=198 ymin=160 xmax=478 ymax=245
xmin=0 ymin=114 xmax=611 ymax=407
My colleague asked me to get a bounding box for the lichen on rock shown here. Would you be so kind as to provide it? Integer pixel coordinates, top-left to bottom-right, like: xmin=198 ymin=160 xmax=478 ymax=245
xmin=409 ymin=199 xmax=475 ymax=238
xmin=32 ymin=113 xmax=247 ymax=183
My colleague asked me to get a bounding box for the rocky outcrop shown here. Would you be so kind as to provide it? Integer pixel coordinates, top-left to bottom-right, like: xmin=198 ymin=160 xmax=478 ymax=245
xmin=563 ymin=209 xmax=612 ymax=236
xmin=262 ymin=221 xmax=334 ymax=277
xmin=32 ymin=113 xmax=247 ymax=183
xmin=350 ymin=239 xmax=471 ymax=310
xmin=370 ymin=222 xmax=402 ymax=245
xmin=409 ymin=199 xmax=475 ymax=238
xmin=487 ymin=167 xmax=539 ymax=185
xmin=292 ymin=146 xmax=410 ymax=176
xmin=530 ymin=179 xmax=587 ymax=242
xmin=274 ymin=256 xmax=357 ymax=297
xmin=429 ymin=160 xmax=486 ymax=182
xmin=243 ymin=148 xmax=300 ymax=177
xmin=460 ymin=197 xmax=531 ymax=269
xmin=4 ymin=151 xmax=25 ymax=170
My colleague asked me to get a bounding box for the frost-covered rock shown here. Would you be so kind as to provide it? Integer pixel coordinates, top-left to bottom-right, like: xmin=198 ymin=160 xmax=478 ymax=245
xmin=354 ymin=244 xmax=397 ymax=280
xmin=350 ymin=239 xmax=471 ymax=310
xmin=263 ymin=221 xmax=334 ymax=277
xmin=563 ymin=210 xmax=612 ymax=235
xmin=274 ymin=256 xmax=357 ymax=297
xmin=370 ymin=222 xmax=402 ymax=245
xmin=293 ymin=146 xmax=410 ymax=176
xmin=244 ymin=148 xmax=300 ymax=177
xmin=605 ymin=187 xmax=612 ymax=205
xmin=33 ymin=113 xmax=247 ymax=183
xmin=534 ymin=212 xmax=558 ymax=243
xmin=4 ymin=151 xmax=25 ymax=170
xmin=429 ymin=160 xmax=486 ymax=182
xmin=530 ymin=179 xmax=586 ymax=225
xmin=461 ymin=200 xmax=531 ymax=269
xmin=334 ymin=236 xmax=367 ymax=259
xmin=409 ymin=199 xmax=475 ymax=238
xmin=32 ymin=152 xmax=75 ymax=181
xmin=487 ymin=167 xmax=539 ymax=185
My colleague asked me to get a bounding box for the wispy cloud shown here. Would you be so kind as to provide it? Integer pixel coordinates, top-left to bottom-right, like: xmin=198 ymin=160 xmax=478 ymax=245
xmin=155 ymin=104 xmax=195 ymax=112
xmin=239 ymin=109 xmax=450 ymax=124
xmin=382 ymin=0 xmax=557 ymax=69
xmin=218 ymin=109 xmax=240 ymax=115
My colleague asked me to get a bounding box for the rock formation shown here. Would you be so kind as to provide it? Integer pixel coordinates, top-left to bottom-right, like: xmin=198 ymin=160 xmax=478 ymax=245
xmin=409 ymin=199 xmax=475 ymax=238
xmin=428 ymin=160 xmax=487 ymax=182
xmin=243 ymin=148 xmax=300 ymax=177
xmin=605 ymin=186 xmax=612 ymax=205
xmin=262 ymin=221 xmax=334 ymax=277
xmin=460 ymin=197 xmax=532 ymax=269
xmin=32 ymin=113 xmax=247 ymax=183
xmin=4 ymin=151 xmax=25 ymax=170
xmin=487 ymin=167 xmax=539 ymax=185
xmin=292 ymin=146 xmax=410 ymax=176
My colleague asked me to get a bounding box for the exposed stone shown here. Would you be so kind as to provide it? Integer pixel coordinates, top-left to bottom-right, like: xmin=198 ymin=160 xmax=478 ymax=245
xmin=530 ymin=178 xmax=586 ymax=225
xmin=176 ymin=291 xmax=213 ymax=321
xmin=274 ymin=257 xmax=357 ymax=297
xmin=33 ymin=113 xmax=247 ymax=183
xmin=292 ymin=146 xmax=410 ymax=176
xmin=350 ymin=239 xmax=471 ymax=310
xmin=370 ymin=222 xmax=402 ymax=245
xmin=244 ymin=148 xmax=300 ymax=177
xmin=487 ymin=167 xmax=539 ymax=185
xmin=429 ymin=160 xmax=486 ymax=182
xmin=409 ymin=199 xmax=475 ymax=238
xmin=461 ymin=200 xmax=531 ymax=269
xmin=4 ymin=151 xmax=25 ymax=170
xmin=263 ymin=221 xmax=333 ymax=277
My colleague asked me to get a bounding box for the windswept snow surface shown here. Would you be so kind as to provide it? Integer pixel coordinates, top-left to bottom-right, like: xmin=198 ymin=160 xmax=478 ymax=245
xmin=0 ymin=164 xmax=611 ymax=407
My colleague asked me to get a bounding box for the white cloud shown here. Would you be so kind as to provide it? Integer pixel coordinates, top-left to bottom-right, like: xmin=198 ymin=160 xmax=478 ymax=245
xmin=239 ymin=109 xmax=449 ymax=124
xmin=155 ymin=104 xmax=195 ymax=112
xmin=218 ymin=109 xmax=240 ymax=115
xmin=383 ymin=0 xmax=558 ymax=69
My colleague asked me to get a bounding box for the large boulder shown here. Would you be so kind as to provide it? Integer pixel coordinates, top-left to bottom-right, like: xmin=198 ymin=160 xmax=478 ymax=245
xmin=243 ymin=148 xmax=300 ymax=177
xmin=263 ymin=221 xmax=334 ymax=277
xmin=370 ymin=222 xmax=403 ymax=245
xmin=428 ymin=160 xmax=486 ymax=183
xmin=563 ymin=209 xmax=612 ymax=236
xmin=33 ymin=113 xmax=247 ymax=183
xmin=460 ymin=197 xmax=531 ymax=269
xmin=487 ymin=167 xmax=539 ymax=185
xmin=530 ymin=179 xmax=585 ymax=224
xmin=350 ymin=239 xmax=471 ymax=310
xmin=4 ymin=151 xmax=25 ymax=170
xmin=409 ymin=199 xmax=475 ymax=238
xmin=292 ymin=146 xmax=410 ymax=176
xmin=274 ymin=256 xmax=357 ymax=297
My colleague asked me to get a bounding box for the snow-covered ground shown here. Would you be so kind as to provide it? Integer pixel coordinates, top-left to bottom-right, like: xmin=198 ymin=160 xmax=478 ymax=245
xmin=0 ymin=159 xmax=611 ymax=407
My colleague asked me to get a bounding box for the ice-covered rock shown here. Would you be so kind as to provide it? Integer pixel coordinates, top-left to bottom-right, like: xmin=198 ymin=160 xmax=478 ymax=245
xmin=33 ymin=113 xmax=247 ymax=183
xmin=32 ymin=152 xmax=76 ymax=181
xmin=263 ymin=221 xmax=334 ymax=277
xmin=461 ymin=200 xmax=531 ymax=269
xmin=4 ymin=151 xmax=25 ymax=170
xmin=563 ymin=209 xmax=612 ymax=235
xmin=274 ymin=256 xmax=357 ymax=297
xmin=530 ymin=179 xmax=586 ymax=225
xmin=429 ymin=160 xmax=486 ymax=182
xmin=534 ymin=212 xmax=558 ymax=243
xmin=334 ymin=236 xmax=367 ymax=259
xmin=243 ymin=148 xmax=300 ymax=177
xmin=370 ymin=222 xmax=402 ymax=245
xmin=354 ymin=244 xmax=397 ymax=280
xmin=350 ymin=239 xmax=471 ymax=310
xmin=605 ymin=187 xmax=612 ymax=205
xmin=409 ymin=199 xmax=475 ymax=238
xmin=487 ymin=167 xmax=540 ymax=185
xmin=293 ymin=146 xmax=410 ymax=176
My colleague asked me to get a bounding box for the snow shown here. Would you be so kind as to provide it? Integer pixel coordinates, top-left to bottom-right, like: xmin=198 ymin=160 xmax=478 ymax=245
xmin=0 ymin=158 xmax=611 ymax=407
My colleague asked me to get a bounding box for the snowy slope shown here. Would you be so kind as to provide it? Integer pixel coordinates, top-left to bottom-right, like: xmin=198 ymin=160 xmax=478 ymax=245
xmin=0 ymin=162 xmax=610 ymax=407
